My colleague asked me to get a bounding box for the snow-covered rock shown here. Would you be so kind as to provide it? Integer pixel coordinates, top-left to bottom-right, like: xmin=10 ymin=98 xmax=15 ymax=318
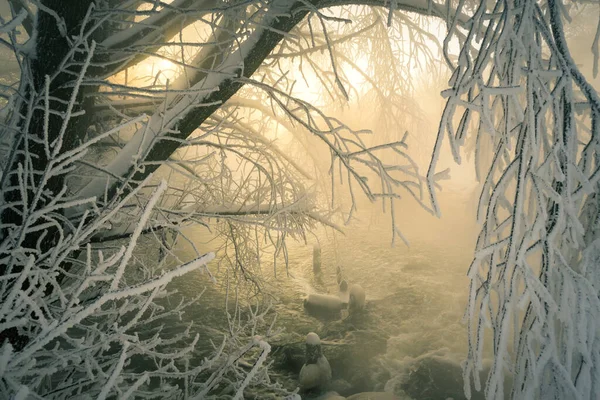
xmin=299 ymin=332 xmax=332 ymax=390
xmin=304 ymin=293 xmax=346 ymax=314
xmin=349 ymin=284 xmax=366 ymax=311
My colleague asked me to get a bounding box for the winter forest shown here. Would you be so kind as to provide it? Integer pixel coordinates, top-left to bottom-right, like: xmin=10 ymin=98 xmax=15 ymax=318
xmin=1 ymin=0 xmax=600 ymax=398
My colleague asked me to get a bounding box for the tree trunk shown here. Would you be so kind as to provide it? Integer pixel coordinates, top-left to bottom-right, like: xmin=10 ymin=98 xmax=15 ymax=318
xmin=0 ymin=0 xmax=96 ymax=349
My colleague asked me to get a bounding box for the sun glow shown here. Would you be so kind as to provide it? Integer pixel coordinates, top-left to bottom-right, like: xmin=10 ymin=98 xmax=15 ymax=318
xmin=144 ymin=57 xmax=180 ymax=85
xmin=108 ymin=56 xmax=179 ymax=88
xmin=285 ymin=10 xmax=451 ymax=108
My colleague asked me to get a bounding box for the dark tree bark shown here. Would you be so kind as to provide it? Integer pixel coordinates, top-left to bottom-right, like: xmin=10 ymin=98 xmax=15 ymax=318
xmin=2 ymin=0 xmax=96 ymax=234
xmin=0 ymin=0 xmax=96 ymax=349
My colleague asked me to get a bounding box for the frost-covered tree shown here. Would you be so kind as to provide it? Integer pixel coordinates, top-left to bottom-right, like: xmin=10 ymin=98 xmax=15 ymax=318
xmin=444 ymin=3 xmax=600 ymax=399
xmin=0 ymin=0 xmax=599 ymax=398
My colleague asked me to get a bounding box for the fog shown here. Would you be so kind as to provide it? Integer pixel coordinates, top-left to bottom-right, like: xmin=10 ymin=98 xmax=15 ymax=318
xmin=119 ymin=10 xmax=487 ymax=398
xmin=149 ymin=17 xmax=487 ymax=397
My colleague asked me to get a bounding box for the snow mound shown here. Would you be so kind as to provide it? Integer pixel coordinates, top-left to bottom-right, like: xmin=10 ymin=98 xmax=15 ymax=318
xmin=306 ymin=332 xmax=321 ymax=345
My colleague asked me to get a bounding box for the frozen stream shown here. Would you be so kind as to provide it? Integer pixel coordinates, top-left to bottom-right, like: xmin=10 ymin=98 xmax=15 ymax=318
xmin=152 ymin=184 xmax=489 ymax=399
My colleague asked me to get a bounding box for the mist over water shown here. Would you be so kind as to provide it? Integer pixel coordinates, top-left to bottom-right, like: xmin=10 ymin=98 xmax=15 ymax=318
xmin=155 ymin=53 xmax=489 ymax=396
xmin=160 ymin=160 xmax=484 ymax=398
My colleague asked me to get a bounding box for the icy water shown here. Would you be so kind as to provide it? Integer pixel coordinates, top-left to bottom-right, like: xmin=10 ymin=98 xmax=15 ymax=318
xmin=160 ymin=184 xmax=484 ymax=399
